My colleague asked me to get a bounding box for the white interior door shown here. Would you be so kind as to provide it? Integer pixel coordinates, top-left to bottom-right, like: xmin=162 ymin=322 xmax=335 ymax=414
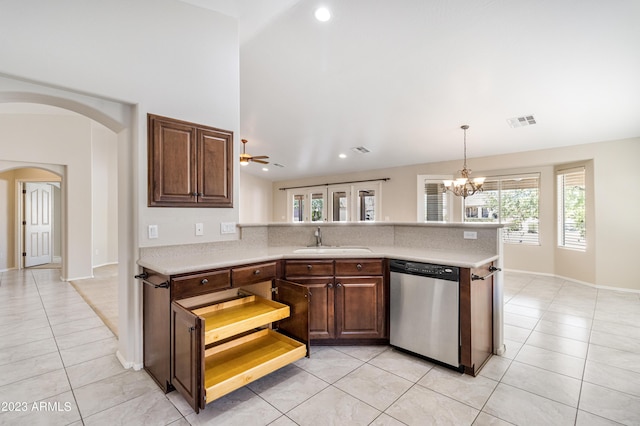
xmin=24 ymin=182 xmax=53 ymax=267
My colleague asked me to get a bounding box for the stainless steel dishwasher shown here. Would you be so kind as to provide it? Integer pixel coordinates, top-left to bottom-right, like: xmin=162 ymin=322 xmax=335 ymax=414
xmin=389 ymin=259 xmax=460 ymax=369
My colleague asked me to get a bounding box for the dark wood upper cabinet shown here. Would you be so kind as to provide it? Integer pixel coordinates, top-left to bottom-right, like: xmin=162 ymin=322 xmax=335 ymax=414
xmin=148 ymin=114 xmax=233 ymax=207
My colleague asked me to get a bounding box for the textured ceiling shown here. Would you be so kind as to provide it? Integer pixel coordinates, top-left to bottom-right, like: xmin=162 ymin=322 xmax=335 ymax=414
xmin=166 ymin=1 xmax=640 ymax=181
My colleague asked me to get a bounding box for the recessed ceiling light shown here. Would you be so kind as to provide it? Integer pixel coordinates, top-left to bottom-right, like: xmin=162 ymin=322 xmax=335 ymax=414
xmin=262 ymin=167 xmax=269 ymax=172
xmin=339 ymin=153 xmax=347 ymax=159
xmin=314 ymin=7 xmax=331 ymax=22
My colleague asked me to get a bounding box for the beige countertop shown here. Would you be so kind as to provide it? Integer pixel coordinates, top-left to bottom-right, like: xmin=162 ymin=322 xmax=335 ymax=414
xmin=137 ymin=245 xmax=499 ymax=276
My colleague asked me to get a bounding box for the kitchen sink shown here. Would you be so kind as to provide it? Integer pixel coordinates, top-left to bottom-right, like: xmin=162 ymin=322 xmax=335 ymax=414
xmin=293 ymin=247 xmax=372 ymax=254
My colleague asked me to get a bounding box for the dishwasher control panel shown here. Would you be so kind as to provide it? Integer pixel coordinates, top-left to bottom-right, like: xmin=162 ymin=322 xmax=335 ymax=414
xmin=389 ymin=259 xmax=459 ymax=281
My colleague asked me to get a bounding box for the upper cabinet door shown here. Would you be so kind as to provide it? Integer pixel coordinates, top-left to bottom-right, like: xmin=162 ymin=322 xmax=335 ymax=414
xmin=149 ymin=116 xmax=197 ymax=206
xmin=197 ymin=128 xmax=233 ymax=207
xmin=148 ymin=114 xmax=233 ymax=208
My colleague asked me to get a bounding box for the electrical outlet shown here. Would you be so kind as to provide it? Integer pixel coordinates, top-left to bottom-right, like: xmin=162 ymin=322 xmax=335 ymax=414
xmin=195 ymin=223 xmax=204 ymax=236
xmin=148 ymin=225 xmax=158 ymax=239
xmin=464 ymin=231 xmax=477 ymax=240
xmin=220 ymin=222 xmax=236 ymax=234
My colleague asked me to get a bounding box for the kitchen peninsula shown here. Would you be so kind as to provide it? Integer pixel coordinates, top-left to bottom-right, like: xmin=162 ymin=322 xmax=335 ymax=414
xmin=137 ymin=222 xmax=504 ymax=412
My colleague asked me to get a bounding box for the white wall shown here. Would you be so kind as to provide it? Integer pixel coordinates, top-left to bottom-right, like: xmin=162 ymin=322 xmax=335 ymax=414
xmin=0 ymin=0 xmax=241 ymax=249
xmin=0 ymin=115 xmax=93 ymax=279
xmin=239 ymin=170 xmax=273 ymax=223
xmin=92 ymin=122 xmax=118 ymax=267
xmin=0 ymin=0 xmax=240 ymax=369
xmin=0 ymin=170 xmax=15 ymax=270
xmin=267 ymin=138 xmax=640 ymax=291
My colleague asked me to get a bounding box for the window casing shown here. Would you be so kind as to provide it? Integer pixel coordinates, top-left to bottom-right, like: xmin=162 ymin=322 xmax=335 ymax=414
xmin=464 ymin=174 xmax=540 ymax=245
xmin=557 ymin=167 xmax=586 ymax=250
xmin=286 ymin=182 xmax=381 ymax=222
xmin=417 ymin=176 xmax=452 ymax=222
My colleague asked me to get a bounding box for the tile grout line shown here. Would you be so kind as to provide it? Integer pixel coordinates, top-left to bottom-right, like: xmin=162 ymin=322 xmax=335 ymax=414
xmin=31 ymin=269 xmax=87 ymax=425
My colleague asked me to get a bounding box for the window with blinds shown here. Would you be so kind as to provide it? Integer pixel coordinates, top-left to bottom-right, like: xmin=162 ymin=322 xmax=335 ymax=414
xmin=464 ymin=174 xmax=540 ymax=245
xmin=557 ymin=167 xmax=586 ymax=250
xmin=423 ymin=182 xmax=448 ymax=221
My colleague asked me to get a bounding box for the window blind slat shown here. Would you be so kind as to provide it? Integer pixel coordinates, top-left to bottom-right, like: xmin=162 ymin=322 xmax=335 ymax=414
xmin=464 ymin=174 xmax=540 ymax=245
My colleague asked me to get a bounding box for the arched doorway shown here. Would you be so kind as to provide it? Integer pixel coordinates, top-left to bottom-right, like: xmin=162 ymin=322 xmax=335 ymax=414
xmin=0 ymin=165 xmax=63 ymax=271
xmin=0 ymin=80 xmax=141 ymax=370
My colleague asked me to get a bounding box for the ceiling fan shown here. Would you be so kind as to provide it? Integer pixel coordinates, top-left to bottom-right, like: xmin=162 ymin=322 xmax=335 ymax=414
xmin=239 ymin=139 xmax=269 ymax=166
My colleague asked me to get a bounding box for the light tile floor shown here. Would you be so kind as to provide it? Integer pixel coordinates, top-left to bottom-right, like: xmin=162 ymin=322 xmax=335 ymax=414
xmin=1 ymin=269 xmax=639 ymax=425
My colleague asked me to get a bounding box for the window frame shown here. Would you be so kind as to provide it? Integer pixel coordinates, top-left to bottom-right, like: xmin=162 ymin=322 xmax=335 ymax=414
xmin=556 ymin=166 xmax=586 ymax=251
xmin=417 ymin=175 xmax=453 ymax=222
xmin=286 ymin=181 xmax=382 ymax=223
xmin=463 ymin=173 xmax=541 ymax=245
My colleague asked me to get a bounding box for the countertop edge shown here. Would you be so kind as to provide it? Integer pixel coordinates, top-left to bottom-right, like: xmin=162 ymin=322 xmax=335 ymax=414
xmin=137 ymin=247 xmax=499 ymax=276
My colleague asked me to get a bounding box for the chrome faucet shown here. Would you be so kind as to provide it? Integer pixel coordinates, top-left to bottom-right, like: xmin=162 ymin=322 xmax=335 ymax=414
xmin=314 ymin=226 xmax=322 ymax=247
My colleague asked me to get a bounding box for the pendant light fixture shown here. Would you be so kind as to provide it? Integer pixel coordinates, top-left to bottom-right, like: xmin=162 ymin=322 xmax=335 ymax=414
xmin=443 ymin=125 xmax=485 ymax=198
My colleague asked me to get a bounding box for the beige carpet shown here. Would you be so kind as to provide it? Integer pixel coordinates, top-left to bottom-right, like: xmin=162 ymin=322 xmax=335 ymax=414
xmin=70 ymin=264 xmax=118 ymax=336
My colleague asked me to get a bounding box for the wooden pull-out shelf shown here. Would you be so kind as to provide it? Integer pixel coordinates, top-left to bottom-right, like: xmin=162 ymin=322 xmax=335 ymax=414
xmin=203 ymin=328 xmax=306 ymax=403
xmin=192 ymin=295 xmax=290 ymax=344
xmin=170 ymin=280 xmax=311 ymax=413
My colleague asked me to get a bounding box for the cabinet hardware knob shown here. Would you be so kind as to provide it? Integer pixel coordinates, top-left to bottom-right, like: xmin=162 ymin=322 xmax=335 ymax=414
xmin=191 ymin=192 xmax=198 ymax=196
xmin=307 ymin=264 xmax=312 ymax=270
xmin=200 ymin=279 xmax=208 ymax=285
xmin=198 ymin=192 xmax=204 ymax=197
xmin=327 ymin=283 xmax=333 ymax=288
xmin=188 ymin=326 xmax=195 ymax=333
xmin=254 ymin=269 xmax=261 ymax=275
xmin=336 ymin=282 xmax=342 ymax=287
xmin=356 ymin=263 xmax=362 ymax=270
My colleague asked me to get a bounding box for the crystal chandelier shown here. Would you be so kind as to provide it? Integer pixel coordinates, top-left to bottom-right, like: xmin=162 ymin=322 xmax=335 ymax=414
xmin=443 ymin=125 xmax=485 ymax=198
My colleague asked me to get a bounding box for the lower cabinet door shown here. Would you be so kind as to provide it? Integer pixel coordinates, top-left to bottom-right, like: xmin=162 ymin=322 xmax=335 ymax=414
xmin=335 ymin=276 xmax=385 ymax=339
xmin=273 ymin=279 xmax=311 ymax=352
xmin=288 ymin=277 xmax=335 ymax=340
xmin=171 ymin=301 xmax=204 ymax=413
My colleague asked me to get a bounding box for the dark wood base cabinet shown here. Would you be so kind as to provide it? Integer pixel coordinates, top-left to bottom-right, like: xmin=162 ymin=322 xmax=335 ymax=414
xmin=284 ymin=258 xmax=388 ymax=345
xmin=140 ymin=256 xmax=494 ymax=413
xmin=459 ymin=262 xmax=495 ymax=376
xmin=171 ymin=281 xmax=309 ymax=413
xmin=139 ymin=262 xmax=310 ymax=413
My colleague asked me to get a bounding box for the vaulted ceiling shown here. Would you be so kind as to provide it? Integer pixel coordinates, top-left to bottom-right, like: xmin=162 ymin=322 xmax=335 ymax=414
xmin=183 ymin=0 xmax=640 ymax=181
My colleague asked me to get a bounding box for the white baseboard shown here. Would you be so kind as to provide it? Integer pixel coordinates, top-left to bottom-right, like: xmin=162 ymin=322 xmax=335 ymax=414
xmin=504 ymin=268 xmax=640 ymax=294
xmin=93 ymin=261 xmax=118 ymax=269
xmin=116 ymin=350 xmax=143 ymax=371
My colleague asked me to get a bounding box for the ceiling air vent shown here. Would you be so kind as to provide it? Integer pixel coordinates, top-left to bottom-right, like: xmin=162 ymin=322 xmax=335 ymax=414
xmin=351 ymin=146 xmax=371 ymax=154
xmin=507 ymin=115 xmax=537 ymax=128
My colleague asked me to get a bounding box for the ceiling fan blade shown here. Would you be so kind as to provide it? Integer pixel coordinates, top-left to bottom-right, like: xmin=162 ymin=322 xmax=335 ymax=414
xmin=251 ymin=155 xmax=269 ymax=160
xmin=251 ymin=159 xmax=269 ymax=164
